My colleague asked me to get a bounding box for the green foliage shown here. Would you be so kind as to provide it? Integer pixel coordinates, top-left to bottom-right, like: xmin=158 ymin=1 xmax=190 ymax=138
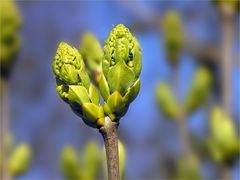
xmin=162 ymin=10 xmax=184 ymax=65
xmin=184 ymin=67 xmax=212 ymax=114
xmin=61 ymin=141 xmax=126 ymax=180
xmin=0 ymin=0 xmax=22 ymax=78
xmin=60 ymin=146 xmax=81 ymax=179
xmin=175 ymin=154 xmax=202 ymax=180
xmin=101 ymin=24 xmax=142 ymax=121
xmin=81 ymin=141 xmax=101 ymax=179
xmin=156 ymin=67 xmax=212 ymax=120
xmin=0 ymin=134 xmax=32 ymax=178
xmin=159 ymin=12 xmax=211 ymax=120
xmin=60 ymin=141 xmax=100 ymax=179
xmin=52 ymin=24 xmax=142 ymax=126
xmin=207 ymin=107 xmax=239 ymax=164
xmin=102 ymin=140 xmax=126 ymax=179
xmin=8 ymin=143 xmax=32 ymax=177
xmin=80 ymin=32 xmax=103 ymax=83
xmin=156 ymin=83 xmax=179 ymax=119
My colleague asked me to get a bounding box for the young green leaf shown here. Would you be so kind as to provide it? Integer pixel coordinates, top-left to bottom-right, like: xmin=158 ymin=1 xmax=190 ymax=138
xmin=99 ymin=74 xmax=110 ymax=101
xmin=8 ymin=143 xmax=31 ymax=177
xmin=107 ymin=91 xmax=124 ymax=114
xmin=68 ymin=85 xmax=90 ymax=105
xmin=89 ymin=84 xmax=100 ymax=105
xmin=60 ymin=146 xmax=80 ymax=179
xmin=123 ymin=79 xmax=140 ymax=104
xmin=156 ymin=83 xmax=179 ymax=119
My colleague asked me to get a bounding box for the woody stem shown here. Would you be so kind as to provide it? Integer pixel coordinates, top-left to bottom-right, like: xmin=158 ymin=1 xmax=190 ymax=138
xmin=100 ymin=117 xmax=119 ymax=180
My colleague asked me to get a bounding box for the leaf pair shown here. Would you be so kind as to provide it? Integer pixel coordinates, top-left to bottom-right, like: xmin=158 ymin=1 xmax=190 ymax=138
xmin=68 ymin=84 xmax=104 ymax=128
xmin=101 ymin=75 xmax=140 ymax=121
xmin=61 ymin=140 xmax=126 ymax=180
xmin=60 ymin=141 xmax=100 ymax=180
xmin=156 ymin=67 xmax=212 ymax=120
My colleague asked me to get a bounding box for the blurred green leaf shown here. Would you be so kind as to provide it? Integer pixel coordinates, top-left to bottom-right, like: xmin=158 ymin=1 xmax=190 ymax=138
xmin=60 ymin=146 xmax=80 ymax=179
xmin=162 ymin=10 xmax=184 ymax=65
xmin=184 ymin=67 xmax=212 ymax=115
xmin=9 ymin=143 xmax=31 ymax=177
xmin=81 ymin=141 xmax=100 ymax=179
xmin=175 ymin=154 xmax=202 ymax=180
xmin=156 ymin=83 xmax=179 ymax=119
xmin=208 ymin=106 xmax=239 ymax=164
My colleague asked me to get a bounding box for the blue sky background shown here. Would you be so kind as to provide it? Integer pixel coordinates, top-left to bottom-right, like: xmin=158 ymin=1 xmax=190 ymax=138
xmin=7 ymin=1 xmax=239 ymax=179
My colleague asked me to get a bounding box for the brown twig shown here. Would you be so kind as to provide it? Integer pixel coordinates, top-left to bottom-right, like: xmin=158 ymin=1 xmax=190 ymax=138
xmin=216 ymin=4 xmax=235 ymax=180
xmin=172 ymin=67 xmax=192 ymax=157
xmin=175 ymin=112 xmax=191 ymax=157
xmin=220 ymin=163 xmax=231 ymax=180
xmin=100 ymin=117 xmax=119 ymax=180
xmin=220 ymin=5 xmax=234 ymax=117
xmin=0 ymin=79 xmax=10 ymax=180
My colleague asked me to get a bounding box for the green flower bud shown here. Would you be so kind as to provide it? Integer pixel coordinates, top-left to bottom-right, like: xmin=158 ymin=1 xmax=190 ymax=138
xmin=80 ymin=32 xmax=103 ymax=83
xmin=208 ymin=107 xmax=239 ymax=164
xmin=52 ymin=42 xmax=104 ymax=128
xmin=156 ymin=83 xmax=179 ymax=119
xmin=103 ymin=24 xmax=141 ymax=95
xmin=103 ymin=140 xmax=126 ymax=179
xmin=60 ymin=146 xmax=81 ymax=179
xmin=53 ymin=42 xmax=90 ymax=86
xmin=0 ymin=0 xmax=22 ymax=78
xmin=184 ymin=67 xmax=212 ymax=114
xmin=9 ymin=143 xmax=31 ymax=177
xmin=162 ymin=11 xmax=184 ymax=65
xmin=101 ymin=24 xmax=142 ymax=121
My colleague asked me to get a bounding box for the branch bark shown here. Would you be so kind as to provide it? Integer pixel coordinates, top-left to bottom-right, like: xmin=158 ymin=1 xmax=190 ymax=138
xmin=172 ymin=67 xmax=192 ymax=157
xmin=220 ymin=5 xmax=234 ymax=117
xmin=220 ymin=163 xmax=231 ymax=180
xmin=218 ymin=5 xmax=235 ymax=180
xmin=0 ymin=80 xmax=10 ymax=180
xmin=176 ymin=112 xmax=191 ymax=156
xmin=100 ymin=117 xmax=119 ymax=180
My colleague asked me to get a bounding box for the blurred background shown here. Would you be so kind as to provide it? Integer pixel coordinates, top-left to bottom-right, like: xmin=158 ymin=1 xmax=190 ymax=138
xmin=0 ymin=0 xmax=239 ymax=179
